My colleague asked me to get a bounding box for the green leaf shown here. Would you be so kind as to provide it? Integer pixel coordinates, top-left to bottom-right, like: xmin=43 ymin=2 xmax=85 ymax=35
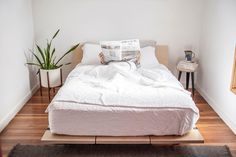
xmin=55 ymin=43 xmax=80 ymax=65
xmin=26 ymin=63 xmax=41 ymax=67
xmin=52 ymin=29 xmax=60 ymax=39
xmin=51 ymin=48 xmax=55 ymax=60
xmin=46 ymin=42 xmax=51 ymax=68
xmin=57 ymin=62 xmax=71 ymax=68
xmin=32 ymin=52 xmax=43 ymax=68
xmin=36 ymin=45 xmax=46 ymax=64
xmin=44 ymin=48 xmax=49 ymax=69
xmin=49 ymin=29 xmax=59 ymax=48
xmin=65 ymin=62 xmax=71 ymax=65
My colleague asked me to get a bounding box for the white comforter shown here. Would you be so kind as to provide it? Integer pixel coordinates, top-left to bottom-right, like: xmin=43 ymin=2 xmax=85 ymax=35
xmin=49 ymin=62 xmax=199 ymax=115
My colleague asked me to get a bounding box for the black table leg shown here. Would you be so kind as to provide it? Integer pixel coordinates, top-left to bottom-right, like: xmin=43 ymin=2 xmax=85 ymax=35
xmin=39 ymin=71 xmax=42 ymax=96
xmin=47 ymin=71 xmax=51 ymax=101
xmin=186 ymin=72 xmax=190 ymax=90
xmin=178 ymin=71 xmax=182 ymax=81
xmin=191 ymin=72 xmax=194 ymax=96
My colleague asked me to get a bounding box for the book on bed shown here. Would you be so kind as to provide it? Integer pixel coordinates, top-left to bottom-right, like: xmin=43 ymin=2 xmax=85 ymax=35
xmin=100 ymin=39 xmax=140 ymax=62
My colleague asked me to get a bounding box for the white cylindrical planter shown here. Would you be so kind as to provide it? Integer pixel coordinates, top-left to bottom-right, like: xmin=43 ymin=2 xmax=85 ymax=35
xmin=40 ymin=68 xmax=62 ymax=88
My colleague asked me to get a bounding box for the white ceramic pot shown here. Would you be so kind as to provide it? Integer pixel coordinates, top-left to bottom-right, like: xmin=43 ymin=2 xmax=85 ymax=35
xmin=40 ymin=68 xmax=61 ymax=88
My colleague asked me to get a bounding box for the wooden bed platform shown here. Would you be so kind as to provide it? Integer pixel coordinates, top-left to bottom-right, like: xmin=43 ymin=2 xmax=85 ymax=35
xmin=41 ymin=128 xmax=204 ymax=144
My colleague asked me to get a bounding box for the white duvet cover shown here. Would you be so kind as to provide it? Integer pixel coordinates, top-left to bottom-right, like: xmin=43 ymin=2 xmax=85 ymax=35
xmin=48 ymin=62 xmax=199 ymax=136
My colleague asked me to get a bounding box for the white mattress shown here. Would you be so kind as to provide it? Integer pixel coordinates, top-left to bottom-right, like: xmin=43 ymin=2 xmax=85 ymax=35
xmin=49 ymin=102 xmax=198 ymax=136
xmin=48 ymin=63 xmax=199 ymax=136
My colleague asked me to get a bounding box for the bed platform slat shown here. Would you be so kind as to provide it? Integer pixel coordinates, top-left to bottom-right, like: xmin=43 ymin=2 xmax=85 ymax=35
xmin=41 ymin=128 xmax=204 ymax=144
xmin=150 ymin=128 xmax=204 ymax=144
xmin=96 ymin=136 xmax=150 ymax=144
xmin=41 ymin=131 xmax=96 ymax=144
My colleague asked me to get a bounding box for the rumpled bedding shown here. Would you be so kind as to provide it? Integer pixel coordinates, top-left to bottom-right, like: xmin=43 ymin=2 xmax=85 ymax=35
xmin=48 ymin=62 xmax=199 ymax=115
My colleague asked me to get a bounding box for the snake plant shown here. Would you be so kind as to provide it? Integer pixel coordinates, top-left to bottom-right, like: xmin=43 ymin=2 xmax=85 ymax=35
xmin=27 ymin=29 xmax=79 ymax=70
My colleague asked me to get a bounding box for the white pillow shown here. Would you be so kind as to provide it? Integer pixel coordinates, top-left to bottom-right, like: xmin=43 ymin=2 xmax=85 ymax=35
xmin=81 ymin=43 xmax=101 ymax=65
xmin=140 ymin=46 xmax=159 ymax=68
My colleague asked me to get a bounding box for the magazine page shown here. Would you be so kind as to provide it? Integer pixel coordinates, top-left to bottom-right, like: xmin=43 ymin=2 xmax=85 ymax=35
xmin=100 ymin=41 xmax=122 ymax=62
xmin=121 ymin=39 xmax=140 ymax=60
xmin=100 ymin=39 xmax=140 ymax=62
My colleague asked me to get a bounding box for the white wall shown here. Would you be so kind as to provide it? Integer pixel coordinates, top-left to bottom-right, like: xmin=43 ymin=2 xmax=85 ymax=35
xmin=0 ymin=0 xmax=38 ymax=132
xmin=32 ymin=0 xmax=203 ymax=77
xmin=197 ymin=0 xmax=236 ymax=134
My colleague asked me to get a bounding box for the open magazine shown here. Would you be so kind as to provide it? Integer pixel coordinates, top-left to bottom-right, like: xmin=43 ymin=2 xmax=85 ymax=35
xmin=100 ymin=39 xmax=140 ymax=62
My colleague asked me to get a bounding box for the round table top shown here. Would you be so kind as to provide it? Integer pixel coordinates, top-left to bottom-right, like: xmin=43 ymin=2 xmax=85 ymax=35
xmin=177 ymin=60 xmax=198 ymax=72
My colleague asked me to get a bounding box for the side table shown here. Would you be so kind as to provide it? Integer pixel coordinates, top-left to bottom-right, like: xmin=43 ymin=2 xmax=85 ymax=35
xmin=177 ymin=60 xmax=198 ymax=96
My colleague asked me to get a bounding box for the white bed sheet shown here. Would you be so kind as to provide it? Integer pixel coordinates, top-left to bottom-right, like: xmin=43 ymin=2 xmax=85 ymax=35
xmin=49 ymin=102 xmax=197 ymax=136
xmin=48 ymin=63 xmax=199 ymax=136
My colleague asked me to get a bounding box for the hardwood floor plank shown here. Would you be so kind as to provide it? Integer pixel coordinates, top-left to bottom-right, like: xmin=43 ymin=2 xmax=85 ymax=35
xmin=0 ymin=89 xmax=235 ymax=156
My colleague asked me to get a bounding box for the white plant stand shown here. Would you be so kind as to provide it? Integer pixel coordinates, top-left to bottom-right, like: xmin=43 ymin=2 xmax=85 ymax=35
xmin=38 ymin=68 xmax=63 ymax=100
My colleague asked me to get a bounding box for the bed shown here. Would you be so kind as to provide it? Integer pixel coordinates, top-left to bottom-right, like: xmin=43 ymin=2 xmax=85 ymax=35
xmin=43 ymin=41 xmax=202 ymax=144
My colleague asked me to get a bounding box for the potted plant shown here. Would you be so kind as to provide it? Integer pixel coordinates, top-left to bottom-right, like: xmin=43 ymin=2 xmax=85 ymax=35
xmin=27 ymin=29 xmax=79 ymax=88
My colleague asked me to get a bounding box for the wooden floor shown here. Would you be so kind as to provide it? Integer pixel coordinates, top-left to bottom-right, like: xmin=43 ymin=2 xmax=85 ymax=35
xmin=0 ymin=89 xmax=236 ymax=157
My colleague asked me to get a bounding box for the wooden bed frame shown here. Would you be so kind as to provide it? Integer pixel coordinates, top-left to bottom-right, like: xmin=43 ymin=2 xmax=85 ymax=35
xmin=41 ymin=128 xmax=203 ymax=144
xmin=42 ymin=41 xmax=204 ymax=144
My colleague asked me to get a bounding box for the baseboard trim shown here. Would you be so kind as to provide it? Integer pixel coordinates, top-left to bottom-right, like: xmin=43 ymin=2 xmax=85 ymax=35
xmin=196 ymin=85 xmax=236 ymax=134
xmin=0 ymin=83 xmax=39 ymax=133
